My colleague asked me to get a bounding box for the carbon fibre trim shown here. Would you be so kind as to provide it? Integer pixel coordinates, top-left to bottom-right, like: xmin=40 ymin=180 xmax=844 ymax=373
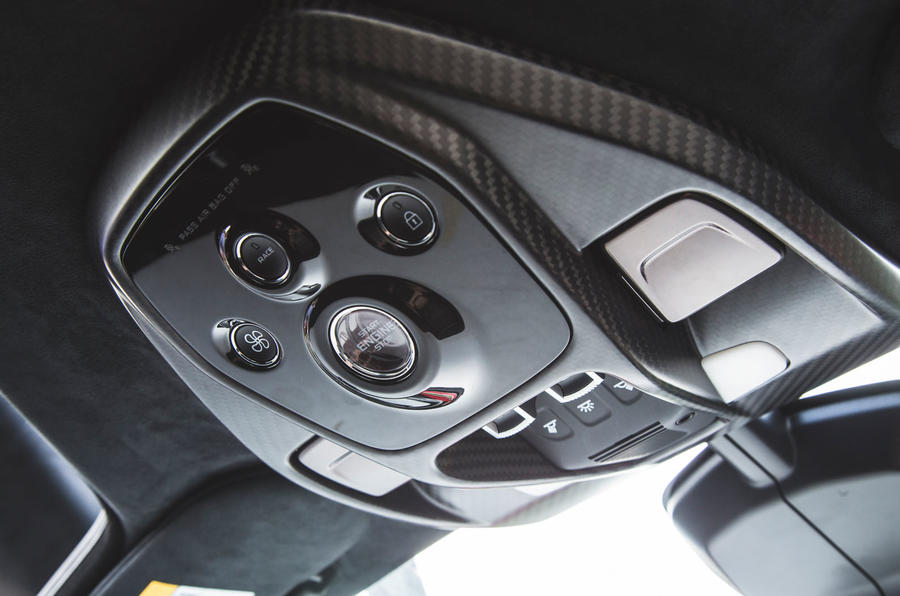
xmin=96 ymin=1 xmax=899 ymax=491
xmin=435 ymin=433 xmax=560 ymax=482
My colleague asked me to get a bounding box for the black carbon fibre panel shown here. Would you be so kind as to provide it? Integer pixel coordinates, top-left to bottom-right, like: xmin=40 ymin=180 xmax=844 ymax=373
xmin=745 ymin=322 xmax=900 ymax=415
xmin=434 ymin=432 xmax=560 ymax=482
xmin=99 ymin=1 xmax=900 ymax=487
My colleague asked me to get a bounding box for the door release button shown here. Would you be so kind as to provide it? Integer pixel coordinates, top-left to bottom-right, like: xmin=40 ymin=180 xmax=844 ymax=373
xmin=229 ymin=322 xmax=281 ymax=369
xmin=375 ymin=191 xmax=437 ymax=248
xmin=233 ymin=232 xmax=291 ymax=286
xmin=604 ymin=197 xmax=782 ymax=321
xmin=329 ymin=305 xmax=417 ymax=382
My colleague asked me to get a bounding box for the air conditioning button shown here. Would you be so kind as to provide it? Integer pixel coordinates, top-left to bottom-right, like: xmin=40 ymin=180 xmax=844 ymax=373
xmin=229 ymin=322 xmax=281 ymax=369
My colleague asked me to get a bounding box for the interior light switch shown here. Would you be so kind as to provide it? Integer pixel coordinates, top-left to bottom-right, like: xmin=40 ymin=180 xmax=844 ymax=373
xmin=605 ymin=197 xmax=782 ymax=322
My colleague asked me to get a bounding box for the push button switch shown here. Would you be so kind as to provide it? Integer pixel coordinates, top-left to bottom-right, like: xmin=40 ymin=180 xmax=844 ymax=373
xmin=604 ymin=376 xmax=642 ymax=405
xmin=564 ymin=394 xmax=611 ymax=426
xmin=229 ymin=322 xmax=281 ymax=369
xmin=376 ymin=191 xmax=437 ymax=248
xmin=233 ymin=232 xmax=291 ymax=286
xmin=329 ymin=306 xmax=417 ymax=383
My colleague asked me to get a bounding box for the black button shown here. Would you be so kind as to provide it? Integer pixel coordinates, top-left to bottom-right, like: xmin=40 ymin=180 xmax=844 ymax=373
xmin=329 ymin=306 xmax=416 ymax=382
xmin=534 ymin=408 xmax=572 ymax=440
xmin=564 ymin=393 xmax=612 ymax=425
xmin=604 ymin=376 xmax=642 ymax=405
xmin=376 ymin=191 xmax=437 ymax=247
xmin=233 ymin=233 xmax=291 ymax=286
xmin=484 ymin=407 xmax=532 ymax=438
xmin=548 ymin=372 xmax=603 ymax=402
xmin=229 ymin=323 xmax=281 ymax=369
xmin=555 ymin=373 xmax=595 ymax=397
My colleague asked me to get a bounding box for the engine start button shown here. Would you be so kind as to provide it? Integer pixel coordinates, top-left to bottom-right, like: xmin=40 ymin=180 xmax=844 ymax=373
xmin=328 ymin=306 xmax=416 ymax=383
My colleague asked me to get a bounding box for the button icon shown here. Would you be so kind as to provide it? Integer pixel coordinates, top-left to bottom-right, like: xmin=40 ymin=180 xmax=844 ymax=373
xmin=565 ymin=394 xmax=611 ymax=426
xmin=404 ymin=210 xmax=424 ymax=230
xmin=533 ymin=408 xmax=572 ymax=440
xmin=605 ymin=376 xmax=642 ymax=405
xmin=242 ymin=329 xmax=270 ymax=353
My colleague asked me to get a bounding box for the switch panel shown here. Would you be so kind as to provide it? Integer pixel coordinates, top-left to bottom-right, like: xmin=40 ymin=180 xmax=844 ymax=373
xmin=521 ymin=374 xmax=714 ymax=470
xmin=120 ymin=102 xmax=569 ymax=450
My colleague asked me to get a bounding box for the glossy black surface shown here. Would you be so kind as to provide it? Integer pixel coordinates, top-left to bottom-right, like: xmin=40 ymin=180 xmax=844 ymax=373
xmin=123 ymin=102 xmax=570 ymax=449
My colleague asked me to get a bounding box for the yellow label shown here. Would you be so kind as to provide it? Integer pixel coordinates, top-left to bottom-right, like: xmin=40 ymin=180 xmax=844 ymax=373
xmin=139 ymin=582 xmax=178 ymax=596
xmin=140 ymin=582 xmax=254 ymax=596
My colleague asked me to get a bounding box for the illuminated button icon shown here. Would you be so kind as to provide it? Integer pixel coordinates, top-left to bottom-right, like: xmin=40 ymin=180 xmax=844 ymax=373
xmin=328 ymin=306 xmax=417 ymax=383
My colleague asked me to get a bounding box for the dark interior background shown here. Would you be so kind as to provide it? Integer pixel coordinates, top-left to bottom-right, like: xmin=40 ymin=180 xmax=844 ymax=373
xmin=0 ymin=0 xmax=898 ymax=581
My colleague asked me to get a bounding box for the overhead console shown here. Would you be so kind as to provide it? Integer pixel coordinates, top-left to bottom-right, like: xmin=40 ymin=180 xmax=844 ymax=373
xmin=95 ymin=4 xmax=900 ymax=526
xmin=121 ymin=103 xmax=570 ymax=448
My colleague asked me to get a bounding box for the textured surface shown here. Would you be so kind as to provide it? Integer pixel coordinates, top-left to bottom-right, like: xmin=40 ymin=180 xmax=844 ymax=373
xmin=379 ymin=0 xmax=900 ymax=265
xmin=0 ymin=396 xmax=106 ymax=596
xmin=0 ymin=0 xmax=261 ymax=545
xmin=93 ymin=467 xmax=445 ymax=596
xmin=434 ymin=433 xmax=561 ymax=482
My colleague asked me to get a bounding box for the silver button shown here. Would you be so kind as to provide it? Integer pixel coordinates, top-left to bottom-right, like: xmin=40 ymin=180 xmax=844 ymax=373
xmin=328 ymin=306 xmax=416 ymax=382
